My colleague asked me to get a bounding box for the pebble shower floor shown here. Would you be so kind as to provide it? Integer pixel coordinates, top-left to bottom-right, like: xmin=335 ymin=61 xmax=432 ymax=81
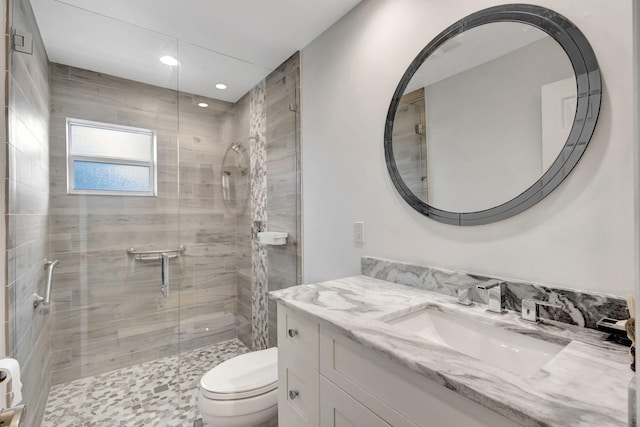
xmin=42 ymin=339 xmax=249 ymax=426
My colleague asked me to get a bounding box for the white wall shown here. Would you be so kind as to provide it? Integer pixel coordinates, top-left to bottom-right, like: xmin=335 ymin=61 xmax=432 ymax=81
xmin=301 ymin=0 xmax=634 ymax=295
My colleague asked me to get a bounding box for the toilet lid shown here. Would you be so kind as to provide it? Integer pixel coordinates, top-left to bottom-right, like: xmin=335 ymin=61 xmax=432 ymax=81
xmin=200 ymin=347 xmax=278 ymax=400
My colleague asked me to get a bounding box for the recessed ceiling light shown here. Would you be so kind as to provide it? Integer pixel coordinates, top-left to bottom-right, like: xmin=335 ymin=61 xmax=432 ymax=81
xmin=215 ymin=83 xmax=227 ymax=90
xmin=197 ymin=102 xmax=209 ymax=108
xmin=160 ymin=55 xmax=178 ymax=66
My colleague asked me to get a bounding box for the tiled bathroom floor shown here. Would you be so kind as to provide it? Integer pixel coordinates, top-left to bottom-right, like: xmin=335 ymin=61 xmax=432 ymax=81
xmin=42 ymin=339 xmax=249 ymax=427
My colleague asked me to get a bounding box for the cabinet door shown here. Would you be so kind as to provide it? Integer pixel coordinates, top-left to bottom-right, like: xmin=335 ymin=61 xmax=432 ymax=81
xmin=320 ymin=377 xmax=390 ymax=427
xmin=320 ymin=326 xmax=518 ymax=427
xmin=278 ymin=347 xmax=320 ymax=426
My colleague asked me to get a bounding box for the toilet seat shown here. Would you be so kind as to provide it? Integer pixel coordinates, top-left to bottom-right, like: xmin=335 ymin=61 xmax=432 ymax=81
xmin=200 ymin=347 xmax=278 ymax=401
xmin=200 ymin=382 xmax=277 ymax=401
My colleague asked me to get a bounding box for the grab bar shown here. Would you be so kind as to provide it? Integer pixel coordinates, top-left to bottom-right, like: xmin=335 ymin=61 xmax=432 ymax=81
xmin=160 ymin=252 xmax=169 ymax=297
xmin=33 ymin=258 xmax=60 ymax=308
xmin=127 ymin=245 xmax=186 ymax=261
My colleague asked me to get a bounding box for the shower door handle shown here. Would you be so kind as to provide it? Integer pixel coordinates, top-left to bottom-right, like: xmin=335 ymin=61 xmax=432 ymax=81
xmin=160 ymin=253 xmax=169 ymax=297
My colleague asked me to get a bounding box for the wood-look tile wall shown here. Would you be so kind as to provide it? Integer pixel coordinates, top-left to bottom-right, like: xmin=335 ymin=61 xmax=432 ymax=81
xmin=6 ymin=0 xmax=51 ymax=425
xmin=265 ymin=53 xmax=301 ymax=348
xmin=49 ymin=64 xmax=238 ymax=384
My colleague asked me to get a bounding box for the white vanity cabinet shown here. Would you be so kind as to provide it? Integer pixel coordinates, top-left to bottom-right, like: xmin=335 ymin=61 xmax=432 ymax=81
xmin=277 ymin=304 xmax=519 ymax=427
xmin=278 ymin=305 xmax=320 ymax=426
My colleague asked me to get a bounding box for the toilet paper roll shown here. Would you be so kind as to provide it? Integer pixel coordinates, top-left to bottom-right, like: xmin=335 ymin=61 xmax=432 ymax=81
xmin=0 ymin=358 xmax=22 ymax=406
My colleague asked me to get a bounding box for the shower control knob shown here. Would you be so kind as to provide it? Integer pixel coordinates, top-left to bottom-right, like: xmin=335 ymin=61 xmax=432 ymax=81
xmin=287 ymin=328 xmax=298 ymax=338
xmin=289 ymin=390 xmax=299 ymax=400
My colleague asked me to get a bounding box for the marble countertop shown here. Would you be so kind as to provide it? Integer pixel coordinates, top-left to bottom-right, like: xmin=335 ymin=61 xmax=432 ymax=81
xmin=269 ymin=275 xmax=633 ymax=427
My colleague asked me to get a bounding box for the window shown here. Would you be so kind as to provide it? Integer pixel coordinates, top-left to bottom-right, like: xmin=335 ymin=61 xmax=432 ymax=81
xmin=67 ymin=118 xmax=157 ymax=196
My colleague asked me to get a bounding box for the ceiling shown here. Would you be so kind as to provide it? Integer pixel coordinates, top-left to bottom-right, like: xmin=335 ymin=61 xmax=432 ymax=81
xmin=31 ymin=0 xmax=361 ymax=102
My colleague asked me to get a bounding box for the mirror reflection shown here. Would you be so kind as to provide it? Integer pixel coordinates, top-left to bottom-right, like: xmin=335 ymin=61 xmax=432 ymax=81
xmin=393 ymin=22 xmax=576 ymax=213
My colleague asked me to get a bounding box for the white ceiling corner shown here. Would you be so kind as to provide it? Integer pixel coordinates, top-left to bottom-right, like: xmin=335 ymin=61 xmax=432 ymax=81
xmin=30 ymin=0 xmax=361 ymax=102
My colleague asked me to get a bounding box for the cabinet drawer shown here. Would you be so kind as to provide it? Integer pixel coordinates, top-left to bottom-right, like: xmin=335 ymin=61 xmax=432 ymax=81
xmin=278 ymin=350 xmax=320 ymax=427
xmin=278 ymin=305 xmax=319 ymax=368
xmin=320 ymin=376 xmax=390 ymax=427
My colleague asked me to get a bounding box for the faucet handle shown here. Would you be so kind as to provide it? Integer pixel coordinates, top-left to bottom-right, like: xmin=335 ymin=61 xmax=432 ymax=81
xmin=456 ymin=285 xmax=474 ymax=306
xmin=521 ymin=299 xmax=562 ymax=322
xmin=477 ymin=280 xmax=506 ymax=314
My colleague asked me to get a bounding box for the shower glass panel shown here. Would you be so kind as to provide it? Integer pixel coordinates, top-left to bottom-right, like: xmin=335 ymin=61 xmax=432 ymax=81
xmin=175 ymin=41 xmax=246 ymax=418
xmin=264 ymin=55 xmax=302 ymax=348
xmin=43 ymin=5 xmax=185 ymax=424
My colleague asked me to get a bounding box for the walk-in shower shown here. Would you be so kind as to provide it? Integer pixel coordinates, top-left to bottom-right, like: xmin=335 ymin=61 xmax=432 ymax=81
xmin=4 ymin=1 xmax=301 ymax=425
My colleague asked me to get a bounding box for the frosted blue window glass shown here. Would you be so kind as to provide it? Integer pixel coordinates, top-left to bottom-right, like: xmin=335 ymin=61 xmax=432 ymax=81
xmin=67 ymin=119 xmax=156 ymax=196
xmin=70 ymin=124 xmax=153 ymax=161
xmin=74 ymin=161 xmax=151 ymax=192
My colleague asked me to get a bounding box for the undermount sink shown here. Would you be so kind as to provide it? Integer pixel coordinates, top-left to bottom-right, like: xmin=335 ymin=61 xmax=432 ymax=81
xmin=386 ymin=308 xmax=566 ymax=377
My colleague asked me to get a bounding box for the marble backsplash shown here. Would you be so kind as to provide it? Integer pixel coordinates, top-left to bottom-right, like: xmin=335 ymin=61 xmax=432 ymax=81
xmin=361 ymin=257 xmax=628 ymax=329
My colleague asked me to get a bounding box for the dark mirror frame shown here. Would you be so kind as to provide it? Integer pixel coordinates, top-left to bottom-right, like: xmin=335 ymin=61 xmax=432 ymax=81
xmin=384 ymin=4 xmax=601 ymax=226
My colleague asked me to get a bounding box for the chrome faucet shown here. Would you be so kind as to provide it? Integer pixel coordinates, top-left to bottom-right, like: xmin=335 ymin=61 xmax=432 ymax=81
xmin=521 ymin=299 xmax=562 ymax=322
xmin=477 ymin=281 xmax=506 ymax=314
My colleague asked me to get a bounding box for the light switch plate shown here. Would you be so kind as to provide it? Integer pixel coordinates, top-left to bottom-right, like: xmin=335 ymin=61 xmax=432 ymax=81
xmin=354 ymin=221 xmax=364 ymax=244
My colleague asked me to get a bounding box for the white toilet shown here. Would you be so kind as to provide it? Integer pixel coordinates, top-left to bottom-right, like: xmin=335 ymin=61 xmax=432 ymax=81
xmin=198 ymin=347 xmax=278 ymax=427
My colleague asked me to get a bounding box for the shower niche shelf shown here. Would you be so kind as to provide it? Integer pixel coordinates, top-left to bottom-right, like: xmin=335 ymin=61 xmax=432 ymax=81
xmin=258 ymin=232 xmax=288 ymax=245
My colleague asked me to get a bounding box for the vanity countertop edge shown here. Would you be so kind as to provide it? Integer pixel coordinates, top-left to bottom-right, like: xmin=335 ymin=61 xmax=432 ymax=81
xmin=269 ymin=275 xmax=632 ymax=427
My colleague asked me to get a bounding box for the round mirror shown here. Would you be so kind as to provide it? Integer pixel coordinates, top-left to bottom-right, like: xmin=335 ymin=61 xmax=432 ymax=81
xmin=384 ymin=5 xmax=601 ymax=225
